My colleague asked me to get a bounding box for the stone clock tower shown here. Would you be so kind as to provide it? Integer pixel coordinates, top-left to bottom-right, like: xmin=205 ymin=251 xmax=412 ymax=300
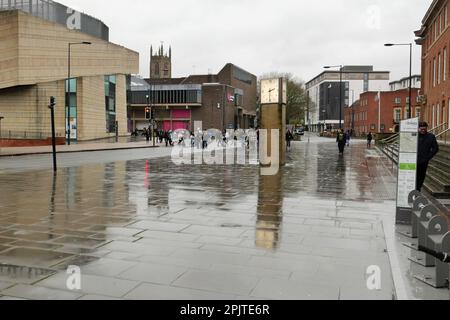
xmin=150 ymin=44 xmax=172 ymax=79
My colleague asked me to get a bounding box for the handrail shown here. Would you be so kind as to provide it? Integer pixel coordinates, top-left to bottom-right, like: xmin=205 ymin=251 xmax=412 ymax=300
xmin=436 ymin=128 xmax=449 ymax=144
xmin=429 ymin=123 xmax=448 ymax=135
xmin=380 ymin=133 xmax=399 ymax=145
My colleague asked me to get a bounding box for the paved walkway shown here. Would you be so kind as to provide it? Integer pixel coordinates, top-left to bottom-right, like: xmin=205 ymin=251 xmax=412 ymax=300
xmin=0 ymin=136 xmax=446 ymax=300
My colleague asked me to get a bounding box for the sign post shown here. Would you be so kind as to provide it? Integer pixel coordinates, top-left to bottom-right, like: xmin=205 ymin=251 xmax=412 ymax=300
xmin=48 ymin=96 xmax=57 ymax=172
xmin=396 ymin=117 xmax=419 ymax=224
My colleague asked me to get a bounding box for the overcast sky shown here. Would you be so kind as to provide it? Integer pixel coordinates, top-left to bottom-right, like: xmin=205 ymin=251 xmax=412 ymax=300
xmin=62 ymin=0 xmax=432 ymax=83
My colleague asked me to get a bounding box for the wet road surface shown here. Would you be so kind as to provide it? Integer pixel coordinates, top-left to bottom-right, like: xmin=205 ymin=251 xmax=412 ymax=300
xmin=0 ymin=137 xmax=403 ymax=299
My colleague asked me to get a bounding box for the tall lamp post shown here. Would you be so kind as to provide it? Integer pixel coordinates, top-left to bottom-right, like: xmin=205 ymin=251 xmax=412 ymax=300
xmin=324 ymin=65 xmax=343 ymax=130
xmin=67 ymin=41 xmax=91 ymax=145
xmin=385 ymin=43 xmax=412 ymax=119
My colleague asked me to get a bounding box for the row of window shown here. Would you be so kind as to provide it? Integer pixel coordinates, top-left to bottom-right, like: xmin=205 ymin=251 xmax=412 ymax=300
xmin=393 ymin=108 xmax=421 ymax=123
xmin=347 ymin=108 xmax=421 ymax=126
xmin=431 ymin=47 xmax=448 ymax=87
xmin=429 ymin=100 xmax=450 ymax=128
xmin=429 ymin=4 xmax=448 ymax=46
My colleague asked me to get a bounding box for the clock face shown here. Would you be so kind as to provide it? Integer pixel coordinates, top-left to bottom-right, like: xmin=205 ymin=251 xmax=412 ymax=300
xmin=261 ymin=79 xmax=280 ymax=104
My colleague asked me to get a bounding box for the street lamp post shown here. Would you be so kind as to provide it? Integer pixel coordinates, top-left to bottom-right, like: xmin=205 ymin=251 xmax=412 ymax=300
xmin=384 ymin=43 xmax=413 ymax=119
xmin=324 ymin=65 xmax=343 ymax=130
xmin=67 ymin=41 xmax=91 ymax=145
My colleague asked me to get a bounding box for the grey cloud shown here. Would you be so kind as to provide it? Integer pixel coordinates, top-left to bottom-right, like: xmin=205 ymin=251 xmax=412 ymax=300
xmin=61 ymin=0 xmax=432 ymax=82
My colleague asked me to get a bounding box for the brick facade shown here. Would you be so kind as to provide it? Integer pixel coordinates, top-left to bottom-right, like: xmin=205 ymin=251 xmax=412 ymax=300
xmin=415 ymin=0 xmax=450 ymax=128
xmin=344 ymin=88 xmax=420 ymax=136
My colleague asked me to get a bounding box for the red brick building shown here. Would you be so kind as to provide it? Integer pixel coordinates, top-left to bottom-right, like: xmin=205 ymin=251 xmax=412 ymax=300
xmin=128 ymin=63 xmax=257 ymax=132
xmin=415 ymin=0 xmax=450 ymax=128
xmin=344 ymin=88 xmax=420 ymax=136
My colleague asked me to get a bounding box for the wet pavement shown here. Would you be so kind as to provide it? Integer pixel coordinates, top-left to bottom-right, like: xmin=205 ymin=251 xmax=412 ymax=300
xmin=0 ymin=136 xmax=445 ymax=300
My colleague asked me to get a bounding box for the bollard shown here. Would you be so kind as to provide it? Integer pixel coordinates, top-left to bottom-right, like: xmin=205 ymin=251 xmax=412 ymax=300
xmin=408 ymin=190 xmax=423 ymax=207
xmin=409 ymin=205 xmax=440 ymax=267
xmin=411 ymin=197 xmax=431 ymax=239
xmin=400 ymin=195 xmax=429 ymax=239
xmin=415 ymin=227 xmax=450 ymax=288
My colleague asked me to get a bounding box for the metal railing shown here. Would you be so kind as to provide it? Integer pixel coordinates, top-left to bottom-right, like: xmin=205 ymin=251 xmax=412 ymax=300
xmin=379 ymin=133 xmax=400 ymax=164
xmin=436 ymin=128 xmax=450 ymax=144
xmin=429 ymin=123 xmax=448 ymax=136
xmin=0 ymin=130 xmax=64 ymax=140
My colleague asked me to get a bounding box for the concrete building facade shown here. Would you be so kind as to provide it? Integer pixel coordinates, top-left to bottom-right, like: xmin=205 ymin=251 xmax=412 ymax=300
xmin=389 ymin=75 xmax=422 ymax=91
xmin=0 ymin=4 xmax=138 ymax=145
xmin=306 ymin=66 xmax=390 ymax=132
xmin=415 ymin=0 xmax=450 ymax=129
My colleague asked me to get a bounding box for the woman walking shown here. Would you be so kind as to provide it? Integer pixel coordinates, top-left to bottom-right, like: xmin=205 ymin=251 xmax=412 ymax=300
xmin=367 ymin=132 xmax=373 ymax=149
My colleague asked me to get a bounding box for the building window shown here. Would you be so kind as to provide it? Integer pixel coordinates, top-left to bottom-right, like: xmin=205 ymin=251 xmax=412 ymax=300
xmin=416 ymin=107 xmax=421 ymax=119
xmin=105 ymin=75 xmax=116 ymax=133
xmin=394 ymin=109 xmax=401 ymax=123
xmin=435 ymin=19 xmax=438 ymax=40
xmin=438 ymin=53 xmax=441 ymax=84
xmin=446 ymin=5 xmax=448 ymax=26
xmin=432 ymin=105 xmax=436 ymax=127
xmin=437 ymin=104 xmax=441 ymax=125
xmin=395 ymin=97 xmax=401 ymax=104
xmin=444 ymin=48 xmax=447 ymax=81
xmin=65 ymin=78 xmax=77 ymax=140
xmin=155 ymin=63 xmax=160 ymax=76
xmin=433 ymin=58 xmax=436 ymax=87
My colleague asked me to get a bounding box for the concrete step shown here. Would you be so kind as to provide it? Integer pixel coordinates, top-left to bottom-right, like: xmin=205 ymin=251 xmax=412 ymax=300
xmin=426 ymin=171 xmax=450 ymax=192
xmin=430 ymin=157 xmax=450 ymax=172
xmin=423 ymin=178 xmax=450 ymax=199
xmin=438 ymin=143 xmax=450 ymax=153
xmin=428 ymin=164 xmax=450 ymax=181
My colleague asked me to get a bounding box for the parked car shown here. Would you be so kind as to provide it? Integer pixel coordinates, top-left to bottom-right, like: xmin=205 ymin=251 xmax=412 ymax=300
xmin=294 ymin=127 xmax=305 ymax=136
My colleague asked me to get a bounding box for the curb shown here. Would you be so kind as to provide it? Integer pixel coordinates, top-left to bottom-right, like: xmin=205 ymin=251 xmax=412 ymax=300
xmin=0 ymin=145 xmax=161 ymax=158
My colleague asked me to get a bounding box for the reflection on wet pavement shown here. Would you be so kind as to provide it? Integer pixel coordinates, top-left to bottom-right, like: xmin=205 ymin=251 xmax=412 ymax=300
xmin=0 ymin=138 xmax=435 ymax=300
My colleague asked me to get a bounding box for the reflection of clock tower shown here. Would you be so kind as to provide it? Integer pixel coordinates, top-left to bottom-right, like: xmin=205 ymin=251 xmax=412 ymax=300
xmin=150 ymin=44 xmax=172 ymax=79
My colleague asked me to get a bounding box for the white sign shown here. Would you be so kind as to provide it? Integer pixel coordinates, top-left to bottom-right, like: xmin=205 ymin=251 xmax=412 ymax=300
xmin=396 ymin=117 xmax=418 ymax=208
xmin=400 ymin=117 xmax=419 ymax=133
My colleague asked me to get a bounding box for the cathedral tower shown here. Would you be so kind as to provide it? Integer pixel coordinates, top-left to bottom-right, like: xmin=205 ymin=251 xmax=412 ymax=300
xmin=150 ymin=43 xmax=172 ymax=79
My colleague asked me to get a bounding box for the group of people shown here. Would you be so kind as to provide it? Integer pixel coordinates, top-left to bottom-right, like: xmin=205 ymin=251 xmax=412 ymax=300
xmin=132 ymin=127 xmax=174 ymax=146
xmin=336 ymin=130 xmax=375 ymax=155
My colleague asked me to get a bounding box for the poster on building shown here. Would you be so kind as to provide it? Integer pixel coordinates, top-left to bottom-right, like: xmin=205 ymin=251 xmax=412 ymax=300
xmin=70 ymin=118 xmax=77 ymax=140
xmin=396 ymin=117 xmax=419 ymax=209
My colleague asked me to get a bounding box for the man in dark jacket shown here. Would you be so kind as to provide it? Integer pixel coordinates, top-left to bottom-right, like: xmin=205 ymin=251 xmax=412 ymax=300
xmin=336 ymin=129 xmax=346 ymax=155
xmin=416 ymin=122 xmax=439 ymax=192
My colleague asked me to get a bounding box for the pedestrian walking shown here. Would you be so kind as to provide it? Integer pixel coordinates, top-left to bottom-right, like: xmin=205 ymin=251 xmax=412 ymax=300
xmin=336 ymin=129 xmax=346 ymax=155
xmin=345 ymin=130 xmax=351 ymax=147
xmin=286 ymin=130 xmax=294 ymax=151
xmin=367 ymin=132 xmax=373 ymax=149
xmin=144 ymin=128 xmax=150 ymax=143
xmin=416 ymin=122 xmax=439 ymax=192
